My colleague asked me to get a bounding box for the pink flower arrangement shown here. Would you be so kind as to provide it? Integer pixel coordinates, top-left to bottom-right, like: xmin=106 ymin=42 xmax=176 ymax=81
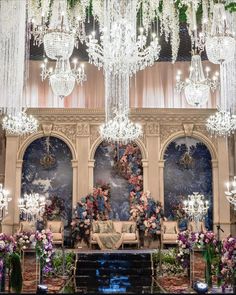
xmin=0 ymin=233 xmax=16 ymax=254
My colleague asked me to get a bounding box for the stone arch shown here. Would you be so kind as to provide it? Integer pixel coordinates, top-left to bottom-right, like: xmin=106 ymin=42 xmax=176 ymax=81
xmin=17 ymin=130 xmax=77 ymax=161
xmin=89 ymin=136 xmax=148 ymax=161
xmin=160 ymin=131 xmax=217 ymax=161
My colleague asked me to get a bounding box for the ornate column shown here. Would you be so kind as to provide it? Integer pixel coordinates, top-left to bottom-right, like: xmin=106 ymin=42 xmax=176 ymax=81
xmin=145 ymin=123 xmax=160 ymax=201
xmin=216 ymin=137 xmax=231 ymax=237
xmin=158 ymin=160 xmax=165 ymax=207
xmin=76 ymin=123 xmax=90 ymax=199
xmin=3 ymin=134 xmax=19 ymax=234
xmin=71 ymin=160 xmax=78 ymax=208
xmin=211 ymin=160 xmax=219 ymax=226
xmin=141 ymin=159 xmax=148 ymax=192
xmin=88 ymin=160 xmax=95 ymax=192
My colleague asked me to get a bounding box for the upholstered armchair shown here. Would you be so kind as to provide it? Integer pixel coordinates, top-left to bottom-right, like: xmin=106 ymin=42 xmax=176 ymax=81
xmin=188 ymin=221 xmax=206 ymax=233
xmin=46 ymin=220 xmax=64 ymax=246
xmin=161 ymin=220 xmax=179 ymax=248
xmin=17 ymin=221 xmax=36 ymax=234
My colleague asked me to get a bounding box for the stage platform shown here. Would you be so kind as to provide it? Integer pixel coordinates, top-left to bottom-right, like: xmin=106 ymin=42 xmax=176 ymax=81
xmin=74 ymin=249 xmax=164 ymax=294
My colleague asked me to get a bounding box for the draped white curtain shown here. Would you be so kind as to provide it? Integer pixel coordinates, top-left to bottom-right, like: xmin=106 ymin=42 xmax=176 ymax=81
xmin=25 ymin=60 xmax=219 ymax=109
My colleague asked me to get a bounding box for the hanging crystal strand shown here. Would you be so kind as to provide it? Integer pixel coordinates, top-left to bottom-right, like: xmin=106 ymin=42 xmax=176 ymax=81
xmin=0 ymin=0 xmax=27 ymax=116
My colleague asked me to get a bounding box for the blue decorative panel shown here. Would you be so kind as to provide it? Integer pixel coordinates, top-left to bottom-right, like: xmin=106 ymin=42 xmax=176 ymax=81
xmin=164 ymin=137 xmax=213 ymax=230
xmin=21 ymin=136 xmax=72 ymax=227
xmin=94 ymin=142 xmax=143 ymax=221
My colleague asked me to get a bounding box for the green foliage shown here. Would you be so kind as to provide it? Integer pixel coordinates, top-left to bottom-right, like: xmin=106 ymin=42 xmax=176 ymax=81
xmin=225 ymin=2 xmax=236 ymax=13
xmin=10 ymin=253 xmax=23 ymax=294
xmin=51 ymin=250 xmax=75 ymax=277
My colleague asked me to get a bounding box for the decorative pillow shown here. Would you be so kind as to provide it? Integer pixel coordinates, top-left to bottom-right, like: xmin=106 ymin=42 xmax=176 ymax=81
xmin=99 ymin=221 xmax=113 ymax=233
xmin=165 ymin=223 xmax=176 ymax=234
xmin=48 ymin=222 xmax=61 ymax=233
xmin=92 ymin=222 xmax=100 ymax=233
xmin=22 ymin=222 xmax=34 ymax=233
xmin=130 ymin=223 xmax=136 ymax=233
xmin=122 ymin=223 xmax=131 ymax=233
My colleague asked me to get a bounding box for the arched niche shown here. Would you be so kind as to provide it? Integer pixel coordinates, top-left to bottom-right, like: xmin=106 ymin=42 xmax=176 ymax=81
xmin=163 ymin=136 xmax=213 ymax=230
xmin=21 ymin=136 xmax=73 ymax=228
xmin=93 ymin=141 xmax=143 ymax=221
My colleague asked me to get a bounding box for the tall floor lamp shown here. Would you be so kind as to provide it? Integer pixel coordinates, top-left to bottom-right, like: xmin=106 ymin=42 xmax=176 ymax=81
xmin=0 ymin=184 xmax=12 ymax=232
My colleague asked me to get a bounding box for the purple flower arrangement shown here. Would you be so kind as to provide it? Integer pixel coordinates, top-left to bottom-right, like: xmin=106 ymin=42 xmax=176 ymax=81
xmin=221 ymin=236 xmax=236 ymax=287
xmin=43 ymin=195 xmax=66 ymax=221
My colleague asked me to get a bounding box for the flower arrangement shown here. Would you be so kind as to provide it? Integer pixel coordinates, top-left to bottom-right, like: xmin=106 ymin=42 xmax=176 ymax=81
xmin=0 ymin=233 xmax=16 ymax=255
xmin=14 ymin=229 xmax=54 ymax=274
xmin=130 ymin=191 xmax=164 ymax=238
xmin=14 ymin=232 xmax=36 ymax=250
xmin=43 ymin=195 xmax=65 ymax=221
xmin=71 ymin=184 xmax=111 ymax=245
xmin=35 ymin=229 xmax=54 ymax=274
xmin=221 ymin=236 xmax=236 ymax=288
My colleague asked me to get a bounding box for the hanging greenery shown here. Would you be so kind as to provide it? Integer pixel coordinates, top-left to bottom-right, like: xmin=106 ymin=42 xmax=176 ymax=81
xmin=10 ymin=253 xmax=23 ymax=294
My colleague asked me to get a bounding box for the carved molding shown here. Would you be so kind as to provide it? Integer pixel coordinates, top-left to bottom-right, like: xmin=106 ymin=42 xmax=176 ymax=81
xmin=183 ymin=123 xmax=194 ymax=137
xmin=90 ymin=125 xmax=100 ymax=146
xmin=0 ymin=174 xmax=5 ymax=184
xmin=145 ymin=123 xmax=160 ymax=136
xmin=77 ymin=123 xmax=89 ymax=136
xmin=194 ymin=125 xmax=218 ymax=151
xmin=42 ymin=124 xmax=53 ymax=136
xmin=53 ymin=124 xmax=77 ymax=144
xmin=160 ymin=125 xmax=182 ymax=143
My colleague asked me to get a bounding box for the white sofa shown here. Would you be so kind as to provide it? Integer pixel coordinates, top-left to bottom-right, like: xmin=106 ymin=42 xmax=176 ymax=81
xmin=90 ymin=220 xmax=140 ymax=249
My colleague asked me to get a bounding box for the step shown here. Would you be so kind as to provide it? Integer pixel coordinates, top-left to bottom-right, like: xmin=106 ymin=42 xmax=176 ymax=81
xmin=76 ymin=267 xmax=153 ymax=276
xmin=76 ymin=260 xmax=152 ymax=268
xmin=76 ymin=253 xmax=151 ymax=262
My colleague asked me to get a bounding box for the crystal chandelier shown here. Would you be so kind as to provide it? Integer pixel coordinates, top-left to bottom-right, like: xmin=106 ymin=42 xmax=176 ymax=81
xmin=206 ymin=107 xmax=236 ymax=137
xmin=86 ymin=0 xmax=161 ymax=76
xmin=225 ymin=177 xmax=236 ymax=210
xmin=30 ymin=0 xmax=76 ymax=60
xmin=0 ymin=184 xmax=12 ymax=222
xmin=205 ymin=3 xmax=236 ymax=64
xmin=183 ymin=192 xmax=209 ymax=230
xmin=100 ymin=108 xmax=142 ymax=144
xmin=2 ymin=110 xmax=38 ymax=136
xmin=19 ymin=193 xmax=46 ymax=221
xmin=41 ymin=58 xmax=86 ymax=99
xmin=176 ymin=53 xmax=219 ymax=106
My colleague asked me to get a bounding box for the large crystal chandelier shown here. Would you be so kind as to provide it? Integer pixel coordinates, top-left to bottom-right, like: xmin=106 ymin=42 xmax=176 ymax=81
xmin=176 ymin=53 xmax=219 ymax=106
xmin=225 ymin=177 xmax=236 ymax=210
xmin=100 ymin=108 xmax=142 ymax=144
xmin=206 ymin=107 xmax=236 ymax=137
xmin=2 ymin=110 xmax=38 ymax=136
xmin=0 ymin=184 xmax=12 ymax=222
xmin=205 ymin=3 xmax=236 ymax=64
xmin=19 ymin=193 xmax=46 ymax=221
xmin=183 ymin=192 xmax=209 ymax=230
xmin=41 ymin=58 xmax=87 ymax=98
xmin=30 ymin=0 xmax=76 ymax=60
xmin=86 ymin=0 xmax=161 ymax=76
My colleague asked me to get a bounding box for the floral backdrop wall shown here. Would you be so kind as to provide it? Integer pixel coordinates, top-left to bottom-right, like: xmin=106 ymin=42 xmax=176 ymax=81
xmin=164 ymin=137 xmax=213 ymax=230
xmin=94 ymin=142 xmax=143 ymax=221
xmin=21 ymin=136 xmax=72 ymax=227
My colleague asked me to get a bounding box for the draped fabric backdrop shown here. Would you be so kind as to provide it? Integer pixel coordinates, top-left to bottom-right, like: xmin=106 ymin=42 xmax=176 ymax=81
xmin=25 ymin=60 xmax=219 ymax=109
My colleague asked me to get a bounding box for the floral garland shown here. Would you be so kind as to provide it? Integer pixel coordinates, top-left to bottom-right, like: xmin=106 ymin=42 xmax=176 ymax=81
xmin=71 ymin=184 xmax=111 ymax=244
xmin=43 ymin=195 xmax=66 ymax=221
xmin=221 ymin=236 xmax=236 ymax=288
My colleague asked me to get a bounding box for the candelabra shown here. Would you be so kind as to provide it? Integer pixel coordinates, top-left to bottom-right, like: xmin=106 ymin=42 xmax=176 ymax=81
xmin=41 ymin=58 xmax=86 ymax=99
xmin=0 ymin=184 xmax=12 ymax=225
xmin=176 ymin=53 xmax=219 ymax=106
xmin=19 ymin=193 xmax=46 ymax=221
xmin=2 ymin=110 xmax=38 ymax=136
xmin=225 ymin=176 xmax=236 ymax=210
xmin=206 ymin=106 xmax=236 ymax=137
xmin=183 ymin=192 xmax=209 ymax=231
